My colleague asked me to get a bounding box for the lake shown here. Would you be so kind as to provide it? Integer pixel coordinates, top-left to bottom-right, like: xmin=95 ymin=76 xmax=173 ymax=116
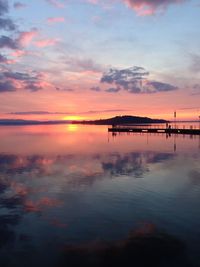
xmin=0 ymin=124 xmax=200 ymax=267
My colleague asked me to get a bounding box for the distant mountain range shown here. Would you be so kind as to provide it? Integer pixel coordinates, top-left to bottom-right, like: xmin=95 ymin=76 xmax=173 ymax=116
xmin=0 ymin=119 xmax=71 ymax=125
xmin=72 ymin=115 xmax=168 ymax=125
xmin=0 ymin=116 xmax=168 ymax=126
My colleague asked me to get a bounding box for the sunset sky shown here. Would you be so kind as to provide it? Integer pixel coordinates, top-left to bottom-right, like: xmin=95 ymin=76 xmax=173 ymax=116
xmin=0 ymin=0 xmax=200 ymax=121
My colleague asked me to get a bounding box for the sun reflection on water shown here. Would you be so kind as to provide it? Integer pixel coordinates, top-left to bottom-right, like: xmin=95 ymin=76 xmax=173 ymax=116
xmin=67 ymin=124 xmax=79 ymax=132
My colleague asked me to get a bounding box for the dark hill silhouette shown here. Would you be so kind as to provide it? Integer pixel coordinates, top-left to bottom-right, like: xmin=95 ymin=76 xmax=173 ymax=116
xmin=72 ymin=115 xmax=168 ymax=125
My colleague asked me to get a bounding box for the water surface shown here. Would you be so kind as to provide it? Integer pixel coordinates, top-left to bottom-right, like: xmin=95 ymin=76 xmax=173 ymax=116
xmin=0 ymin=124 xmax=200 ymax=267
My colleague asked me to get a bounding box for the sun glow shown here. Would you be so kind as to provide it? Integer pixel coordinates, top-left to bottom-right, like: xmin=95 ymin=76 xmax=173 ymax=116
xmin=63 ymin=116 xmax=82 ymax=121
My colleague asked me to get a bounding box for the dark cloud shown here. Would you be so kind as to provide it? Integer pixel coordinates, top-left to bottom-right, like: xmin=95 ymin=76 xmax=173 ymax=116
xmin=101 ymin=66 xmax=148 ymax=93
xmin=0 ymin=18 xmax=16 ymax=31
xmin=2 ymin=70 xmax=34 ymax=81
xmin=101 ymin=66 xmax=148 ymax=84
xmin=0 ymin=0 xmax=26 ymax=67
xmin=105 ymin=87 xmax=121 ymax=93
xmin=0 ymin=81 xmax=16 ymax=92
xmin=101 ymin=66 xmax=178 ymax=94
xmin=0 ymin=0 xmax=17 ymax=39
xmin=0 ymin=53 xmax=8 ymax=63
xmin=0 ymin=0 xmax=9 ymax=16
xmin=3 ymin=71 xmax=32 ymax=80
xmin=0 ymin=71 xmax=44 ymax=93
xmin=13 ymin=2 xmax=26 ymax=9
xmin=0 ymin=35 xmax=19 ymax=49
xmin=145 ymin=81 xmax=177 ymax=92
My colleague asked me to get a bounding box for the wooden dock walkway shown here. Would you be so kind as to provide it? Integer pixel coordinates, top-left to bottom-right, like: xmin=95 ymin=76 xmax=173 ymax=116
xmin=108 ymin=126 xmax=200 ymax=135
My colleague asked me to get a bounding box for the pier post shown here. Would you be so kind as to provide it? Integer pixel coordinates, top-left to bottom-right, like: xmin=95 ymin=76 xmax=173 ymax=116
xmin=174 ymin=111 xmax=176 ymax=129
xmin=199 ymin=115 xmax=200 ymax=129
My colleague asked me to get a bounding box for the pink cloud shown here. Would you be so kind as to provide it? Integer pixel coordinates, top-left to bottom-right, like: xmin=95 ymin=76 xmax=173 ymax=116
xmin=11 ymin=50 xmax=27 ymax=57
xmin=5 ymin=59 xmax=16 ymax=64
xmin=47 ymin=17 xmax=65 ymax=23
xmin=34 ymin=38 xmax=59 ymax=48
xmin=18 ymin=29 xmax=38 ymax=47
xmin=122 ymin=0 xmax=187 ymax=15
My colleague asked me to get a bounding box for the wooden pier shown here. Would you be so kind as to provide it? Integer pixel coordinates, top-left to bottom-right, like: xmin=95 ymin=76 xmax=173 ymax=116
xmin=108 ymin=126 xmax=200 ymax=135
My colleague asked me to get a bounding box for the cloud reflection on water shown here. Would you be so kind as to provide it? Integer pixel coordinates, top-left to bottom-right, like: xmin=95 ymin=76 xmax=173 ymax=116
xmin=0 ymin=150 xmax=175 ymax=254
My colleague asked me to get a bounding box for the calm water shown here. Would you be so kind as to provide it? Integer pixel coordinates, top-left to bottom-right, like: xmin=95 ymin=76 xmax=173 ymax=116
xmin=0 ymin=124 xmax=200 ymax=267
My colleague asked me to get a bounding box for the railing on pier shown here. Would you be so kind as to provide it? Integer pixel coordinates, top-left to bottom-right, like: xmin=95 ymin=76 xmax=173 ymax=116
xmin=108 ymin=124 xmax=200 ymax=135
xmin=110 ymin=124 xmax=199 ymax=130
